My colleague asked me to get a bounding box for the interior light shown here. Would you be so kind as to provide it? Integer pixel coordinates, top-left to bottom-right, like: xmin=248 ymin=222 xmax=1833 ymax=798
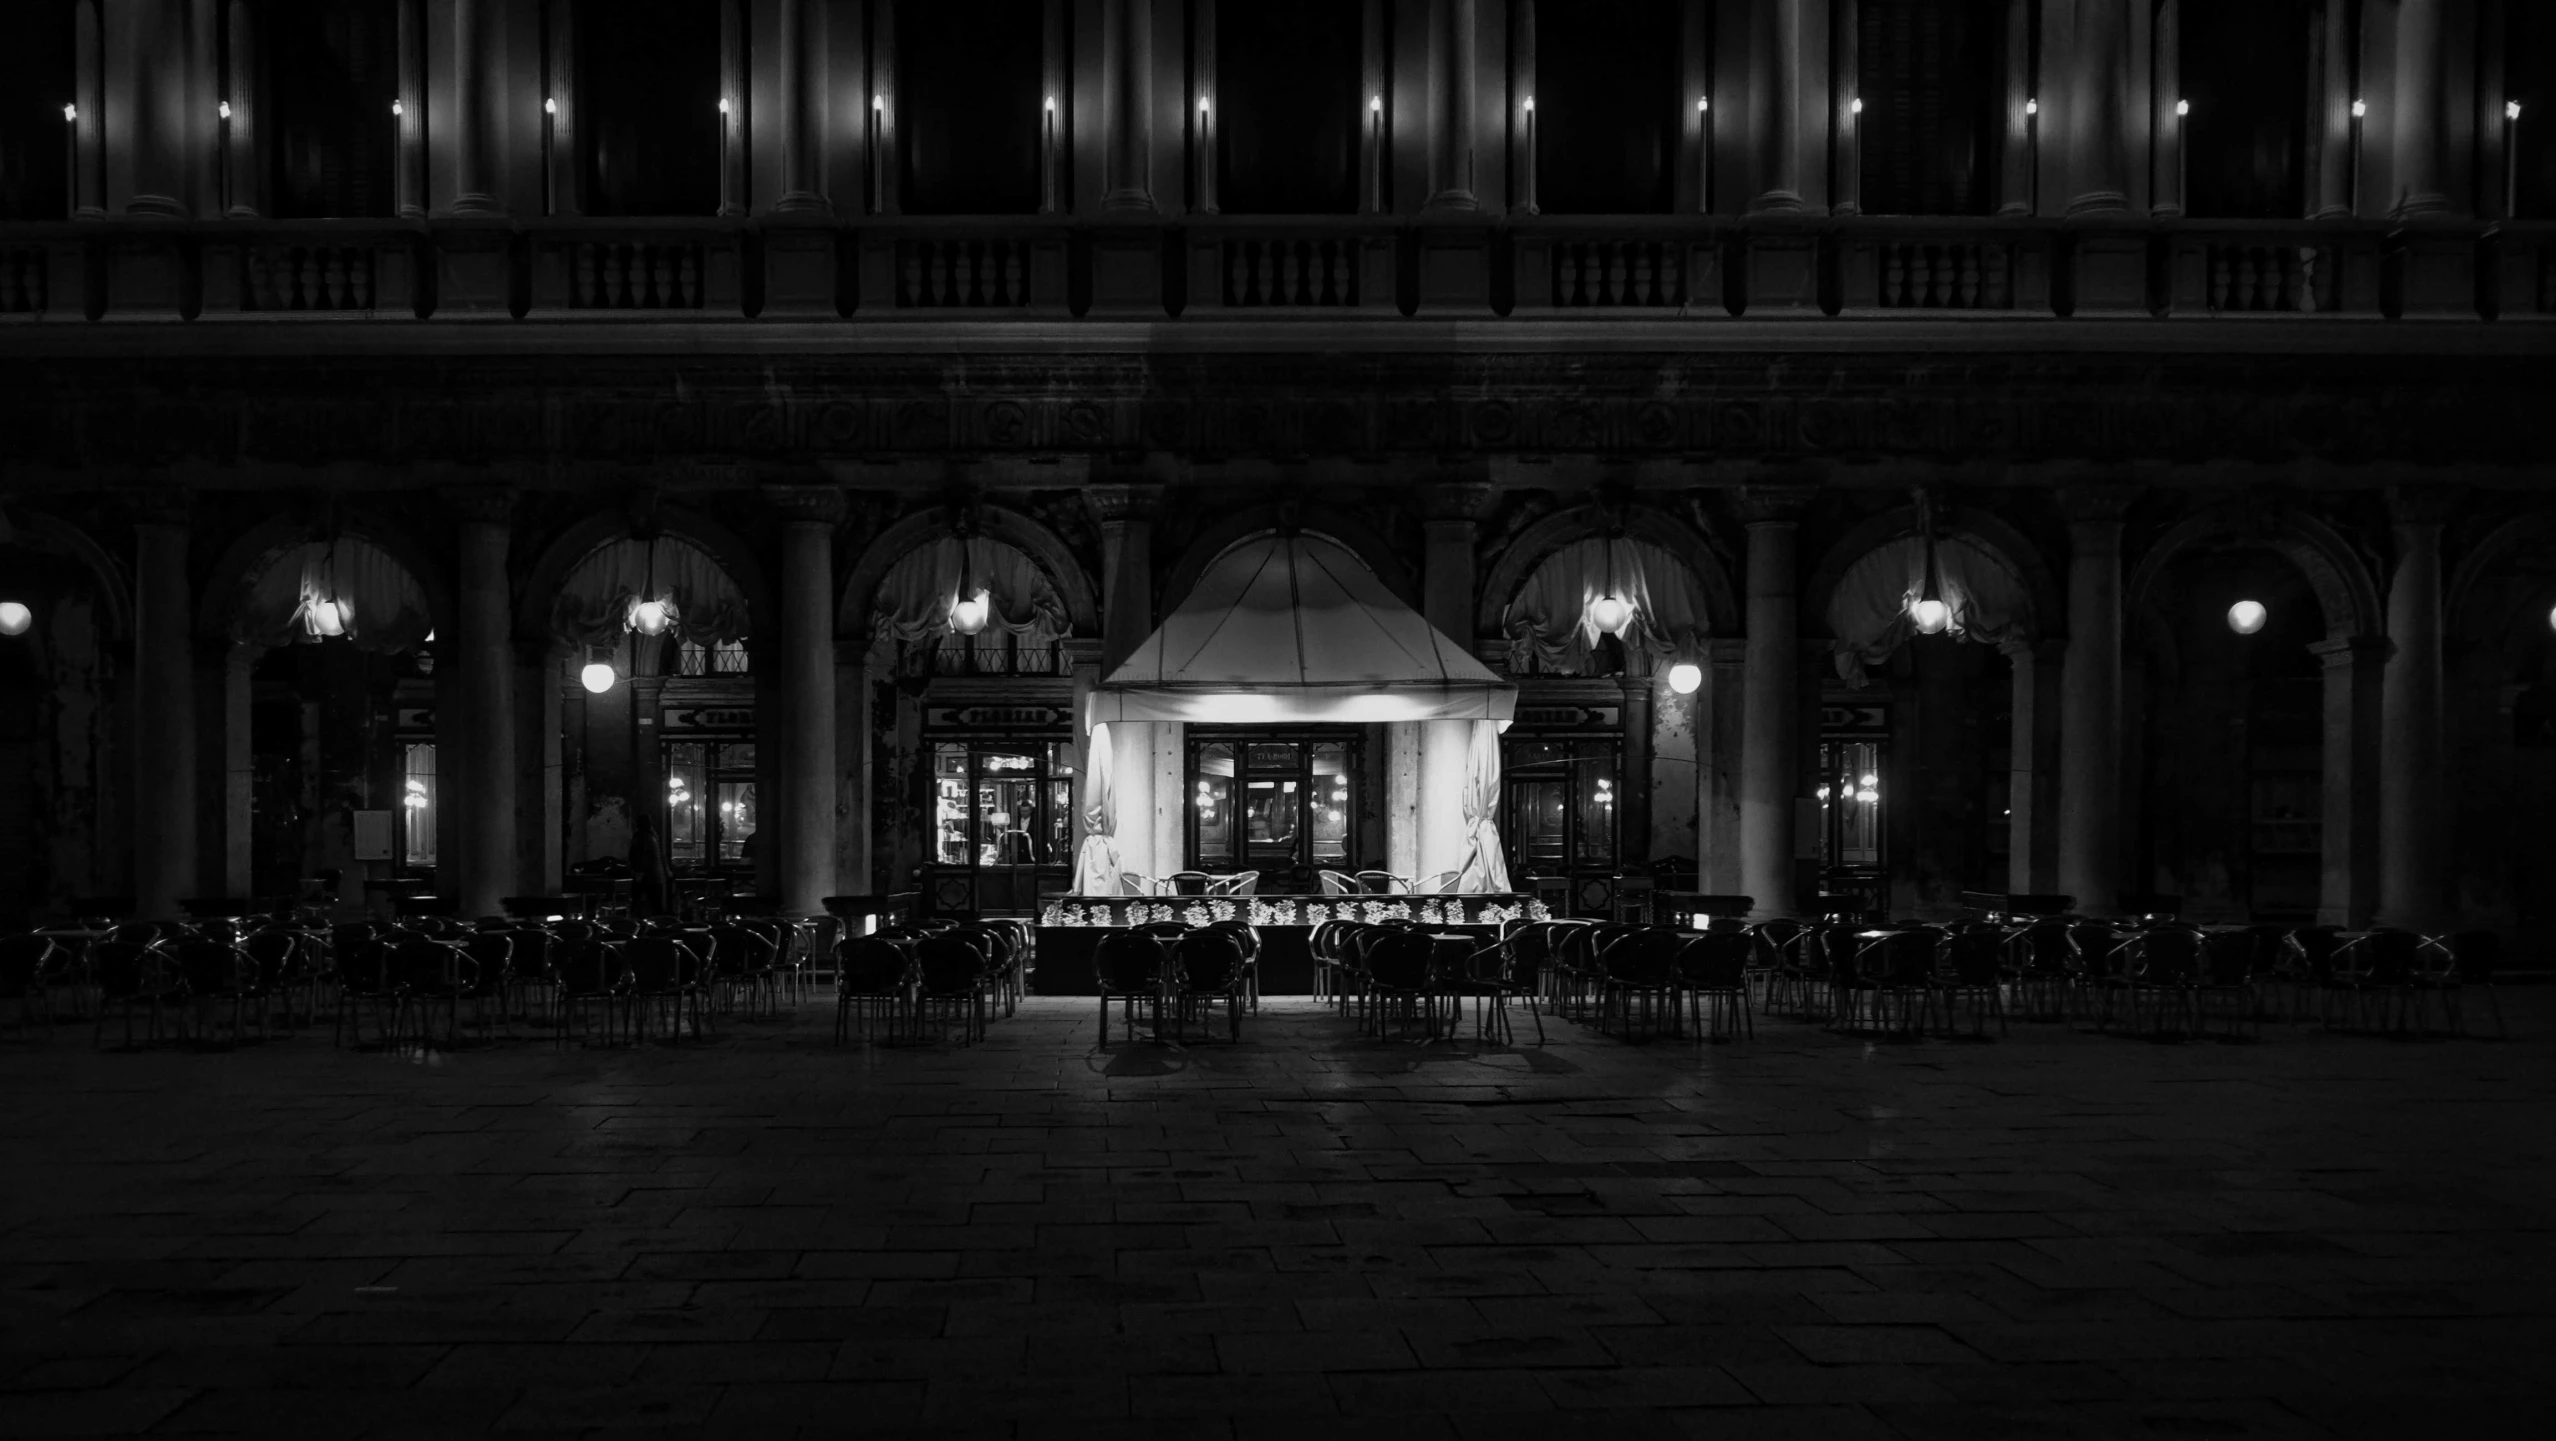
xmin=1860 ymin=773 xmax=1878 ymax=787
xmin=1816 ymin=785 xmax=1831 ymax=801
xmin=2510 ymin=101 xmax=2524 ymax=122
xmin=391 ymin=98 xmax=403 ymax=117
xmin=2024 ymin=97 xmax=2038 ymax=116
xmin=1666 ymin=662 xmax=1702 ymax=695
xmin=2352 ymin=99 xmax=2367 ymax=119
xmin=218 ymin=100 xmax=232 ymax=120
xmin=544 ymin=97 xmax=557 ymax=115
xmin=579 ymin=662 xmax=617 ymax=694
xmin=2546 ymin=604 xmax=2556 ymax=633
xmin=2227 ymin=599 xmax=2268 ymax=635
xmin=1587 ymin=594 xmax=1634 ymax=636
xmin=1910 ymin=597 xmax=1951 ymax=634
xmin=630 ymin=598 xmax=672 ymax=636
xmin=1850 ymin=97 xmax=1863 ymax=115
xmin=0 ymin=602 xmax=31 ymax=637
xmin=949 ymin=590 xmax=991 ymax=636
xmin=2176 ymin=98 xmax=2189 ymax=117
xmin=63 ymin=103 xmax=77 ymax=122
xmin=306 ymin=598 xmax=347 ymax=638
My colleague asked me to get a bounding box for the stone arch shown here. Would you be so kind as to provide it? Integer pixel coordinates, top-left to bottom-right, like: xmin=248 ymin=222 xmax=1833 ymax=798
xmin=2127 ymin=504 xmax=2383 ymax=643
xmin=1475 ymin=503 xmax=1736 ymax=640
xmin=197 ymin=510 xmax=455 ymax=645
xmin=520 ymin=504 xmax=776 ymax=646
xmin=837 ymin=503 xmax=1099 ymax=638
xmin=1160 ymin=503 xmax=1414 ymax=619
xmin=1803 ymin=504 xmax=2060 ymax=643
xmin=2447 ymin=512 xmax=2556 ymax=675
xmin=0 ymin=509 xmax=131 ymax=648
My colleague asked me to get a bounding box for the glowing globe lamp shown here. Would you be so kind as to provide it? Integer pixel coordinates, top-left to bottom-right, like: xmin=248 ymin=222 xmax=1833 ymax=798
xmin=0 ymin=601 xmax=30 ymax=637
xmin=2227 ymin=599 xmax=2267 ymax=635
xmin=307 ymin=597 xmax=346 ymax=637
xmin=949 ymin=589 xmax=991 ymax=636
xmin=629 ymin=598 xmax=672 ymax=636
xmin=579 ymin=661 xmax=617 ymax=694
xmin=1587 ymin=594 xmax=1634 ymax=636
xmin=1667 ymin=661 xmax=1702 ymax=695
xmin=1910 ymin=597 xmax=1951 ymax=634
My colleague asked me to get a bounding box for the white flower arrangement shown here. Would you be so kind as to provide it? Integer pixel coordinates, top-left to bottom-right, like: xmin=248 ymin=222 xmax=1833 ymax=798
xmin=1416 ymin=901 xmax=1443 ymax=926
xmin=1040 ymin=904 xmax=1062 ymax=927
xmin=1527 ymin=899 xmax=1553 ymax=921
xmin=1210 ymin=899 xmax=1237 ymax=923
xmin=1387 ymin=901 xmax=1412 ymax=922
xmin=1181 ymin=902 xmax=1212 ymax=928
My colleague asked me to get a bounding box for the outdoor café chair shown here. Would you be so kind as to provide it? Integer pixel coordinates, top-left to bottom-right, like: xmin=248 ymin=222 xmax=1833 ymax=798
xmin=1094 ymin=930 xmax=1168 ymax=1047
xmin=1171 ymin=928 xmax=1250 ymax=1042
xmin=833 ymin=936 xmax=912 ymax=1044
xmin=913 ymin=932 xmax=991 ymax=1045
xmin=2445 ymin=931 xmax=2505 ymax=1038
xmin=1675 ymin=930 xmax=1755 ymax=1041
xmin=0 ymin=934 xmax=64 ymax=1038
xmin=1360 ymin=929 xmax=1440 ymax=1040
xmin=1928 ymin=927 xmax=2009 ymax=1038
xmin=625 ymin=935 xmax=710 ymax=1044
xmin=1595 ymin=927 xmax=1682 ymax=1040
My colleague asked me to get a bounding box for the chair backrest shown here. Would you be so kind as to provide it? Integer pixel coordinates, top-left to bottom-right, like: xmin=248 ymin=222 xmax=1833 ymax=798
xmin=1204 ymin=919 xmax=1259 ymax=959
xmin=1677 ymin=931 xmax=1753 ymax=988
xmin=176 ymin=938 xmax=250 ymax=994
xmin=1411 ymin=871 xmax=1459 ymax=895
xmin=1364 ymin=929 xmax=1435 ymax=988
xmin=1598 ymin=926 xmax=1682 ymax=985
xmin=1354 ymin=871 xmax=1406 ymax=895
xmin=1119 ymin=872 xmax=1153 ymax=897
xmin=1138 ymin=921 xmax=1189 ymax=940
xmin=1173 ymin=929 xmax=1247 ymax=992
xmin=1168 ymin=871 xmax=1212 ymax=896
xmin=90 ymin=939 xmax=161 ymax=996
xmin=1942 ymin=927 xmax=2005 ymax=983
xmin=1223 ymin=871 xmax=1261 ymax=897
xmin=463 ymin=932 xmax=514 ymax=984
xmin=623 ymin=936 xmax=688 ymax=992
xmin=2201 ymin=928 xmax=2259 ymax=984
xmin=916 ymin=932 xmax=987 ymax=994
xmin=0 ymin=934 xmax=57 ymax=991
xmin=1094 ymin=931 xmax=1167 ymax=991
xmin=1749 ymin=918 xmax=1806 ymax=968
xmin=241 ymin=929 xmax=301 ymax=978
xmin=2012 ymin=922 xmax=2077 ymax=974
xmin=1317 ymin=869 xmax=1355 ymax=896
xmin=391 ymin=935 xmax=471 ymax=991
xmin=835 ymin=937 xmax=909 ymax=994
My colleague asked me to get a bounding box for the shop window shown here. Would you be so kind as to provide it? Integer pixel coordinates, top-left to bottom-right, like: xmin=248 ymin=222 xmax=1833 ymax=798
xmin=265 ymin=0 xmax=399 ymax=218
xmin=932 ymin=740 xmax=1074 ymax=870
xmin=0 ymin=1 xmax=75 ymax=220
xmin=577 ymin=0 xmax=722 ymax=216
xmin=1534 ymin=0 xmax=1679 ymax=214
xmin=1817 ymin=739 xmax=1883 ymax=871
xmin=1214 ymin=0 xmax=1362 ymax=214
xmin=896 ymin=0 xmax=1043 ymax=214
xmin=665 ymin=740 xmax=757 ymax=871
xmin=401 ymin=741 xmax=437 ymax=867
xmin=1501 ymin=738 xmax=1618 ymax=874
xmin=1857 ymin=0 xmax=1999 ymax=216
xmin=1187 ymin=732 xmax=1357 ymax=887
xmin=2182 ymin=0 xmax=2309 ymax=218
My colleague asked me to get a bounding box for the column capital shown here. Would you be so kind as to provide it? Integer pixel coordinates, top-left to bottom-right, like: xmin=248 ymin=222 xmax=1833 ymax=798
xmin=1732 ymin=485 xmax=1817 ymax=526
xmin=120 ymin=488 xmax=194 ymax=529
xmin=440 ymin=487 xmax=517 ymax=526
xmin=2310 ymin=635 xmax=2393 ymax=668
xmin=1421 ymin=481 xmax=1497 ymax=525
xmin=2055 ymin=483 xmax=2141 ymax=528
xmin=763 ymin=484 xmax=848 ymax=527
xmin=1085 ymin=483 xmax=1161 ymax=527
xmin=2385 ymin=484 xmax=2464 ymax=531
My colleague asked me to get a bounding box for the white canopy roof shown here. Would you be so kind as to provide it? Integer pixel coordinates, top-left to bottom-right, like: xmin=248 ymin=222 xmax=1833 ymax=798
xmin=1091 ymin=533 xmax=1516 ymax=726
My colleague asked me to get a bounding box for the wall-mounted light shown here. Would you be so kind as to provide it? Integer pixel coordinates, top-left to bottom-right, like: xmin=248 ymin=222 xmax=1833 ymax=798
xmin=1850 ymin=97 xmax=1863 ymax=115
xmin=391 ymin=98 xmax=404 ymax=116
xmin=63 ymin=103 xmax=76 ymax=122
xmin=2024 ymin=97 xmax=2038 ymax=116
xmin=1045 ymin=95 xmax=1056 ymax=112
xmin=1666 ymin=661 xmax=1702 ymax=695
xmin=0 ymin=601 xmax=32 ymax=637
xmin=579 ymin=661 xmax=617 ymax=694
xmin=718 ymin=97 xmax=731 ymax=115
xmin=1523 ymin=95 xmax=1535 ymax=114
xmin=2352 ymin=98 xmax=2367 ymax=119
xmin=218 ymin=100 xmax=232 ymax=120
xmin=2177 ymin=98 xmax=2189 ymax=117
xmin=1696 ymin=96 xmax=1708 ymax=114
xmin=2227 ymin=599 xmax=2268 ymax=635
xmin=1198 ymin=96 xmax=1210 ymax=114
xmin=544 ymin=97 xmax=556 ymax=115
xmin=2546 ymin=604 xmax=2556 ymax=634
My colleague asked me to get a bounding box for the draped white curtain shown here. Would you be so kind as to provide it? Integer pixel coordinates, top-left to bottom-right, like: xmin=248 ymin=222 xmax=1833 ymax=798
xmin=551 ymin=536 xmax=752 ymax=644
xmin=1071 ymin=720 xmax=1122 ymax=896
xmin=1455 ymin=718 xmax=1510 ymax=893
xmin=1502 ymin=536 xmax=1711 ymax=673
xmin=231 ymin=538 xmax=433 ymax=653
xmin=1826 ymin=534 xmax=2035 ymax=685
xmin=871 ymin=537 xmax=1070 ymax=667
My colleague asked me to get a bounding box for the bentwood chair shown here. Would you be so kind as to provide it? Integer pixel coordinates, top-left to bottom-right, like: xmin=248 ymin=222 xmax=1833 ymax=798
xmin=1094 ymin=930 xmax=1167 ymax=1047
xmin=0 ymin=934 xmax=62 ymax=1038
xmin=1927 ymin=928 xmax=2009 ymax=1038
xmin=332 ymin=936 xmax=400 ymax=1048
xmin=832 ymin=936 xmax=912 ymax=1043
xmin=913 ymin=931 xmax=992 ymax=1045
xmin=1317 ymin=869 xmax=1357 ymax=897
xmin=1360 ymin=929 xmax=1440 ymax=1040
xmin=1675 ymin=931 xmax=1755 ymax=1042
xmin=1168 ymin=871 xmax=1214 ymax=897
xmin=92 ymin=940 xmax=187 ymax=1048
xmin=1594 ymin=927 xmax=1681 ymax=1040
xmin=1170 ymin=928 xmax=1250 ymax=1042
xmin=173 ymin=936 xmax=265 ymax=1046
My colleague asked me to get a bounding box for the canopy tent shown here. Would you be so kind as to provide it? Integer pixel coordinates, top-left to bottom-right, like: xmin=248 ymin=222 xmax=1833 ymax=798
xmin=1090 ymin=534 xmax=1516 ymax=725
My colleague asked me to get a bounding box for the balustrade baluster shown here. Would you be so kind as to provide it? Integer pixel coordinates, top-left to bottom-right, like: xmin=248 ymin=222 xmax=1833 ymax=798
xmin=2298 ymin=245 xmax=2321 ymax=313
xmin=1986 ymin=246 xmax=2009 ymax=308
xmin=1004 ymin=244 xmax=1023 ymax=305
xmin=903 ymin=246 xmax=924 ymax=306
xmin=2208 ymin=248 xmax=2230 ymax=311
xmin=1883 ymin=245 xmax=1905 ymax=307
xmin=1956 ymin=246 xmax=1979 ymax=308
xmin=327 ymin=248 xmax=350 ymax=309
xmin=1224 ymin=243 xmax=1243 ymax=305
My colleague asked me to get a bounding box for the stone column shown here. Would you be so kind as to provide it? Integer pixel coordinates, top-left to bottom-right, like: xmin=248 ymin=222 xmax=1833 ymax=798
xmin=2056 ymin=487 xmax=2132 ymax=915
xmin=520 ymin=641 xmax=566 ymax=896
xmin=2147 ymin=0 xmax=2180 ymax=217
xmin=117 ymin=0 xmax=194 ymax=215
xmin=222 ymin=0 xmax=261 ymax=217
xmin=450 ymin=493 xmax=517 ymax=917
xmin=1420 ymin=481 xmax=1491 ymax=643
xmin=2310 ymin=0 xmax=2354 ymax=218
xmin=1621 ymin=658 xmax=1655 ymax=869
xmin=774 ymin=0 xmax=826 ymax=212
xmin=2009 ymin=638 xmax=2066 ymax=895
xmin=2064 ymin=0 xmax=2134 ymax=215
xmin=1089 ymin=485 xmax=1158 ymax=676
xmin=770 ymin=487 xmax=844 ymax=916
xmin=396 ymin=0 xmax=426 ymax=218
xmin=1738 ymin=488 xmax=1809 ymax=919
xmin=2388 ymin=0 xmax=2452 ymax=217
xmin=1425 ymin=0 xmax=1478 ymax=211
xmin=1702 ymin=637 xmax=1749 ymax=895
xmin=448 ymin=0 xmax=500 ymax=214
xmin=132 ymin=507 xmax=197 ymax=918
xmin=2314 ymin=636 xmax=2386 ymax=928
xmin=1101 ymin=0 xmax=1154 ymax=212
xmin=1749 ymin=0 xmax=1806 ymax=212
xmin=1996 ymin=0 xmax=2033 ymax=214
xmin=2377 ymin=491 xmax=2450 ymax=930
xmin=223 ymin=642 xmax=261 ymax=898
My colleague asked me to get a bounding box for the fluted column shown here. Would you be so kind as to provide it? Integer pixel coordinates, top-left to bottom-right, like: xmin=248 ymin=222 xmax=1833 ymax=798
xmin=2056 ymin=487 xmax=2132 ymax=915
xmin=132 ymin=506 xmax=197 ymax=918
xmin=450 ymin=494 xmax=516 ymax=917
xmin=1750 ymin=0 xmax=1806 ymax=212
xmin=448 ymin=0 xmax=500 ymax=214
xmin=1425 ymin=0 xmax=1478 ymax=211
xmin=2377 ymin=491 xmax=2451 ymax=930
xmin=117 ymin=0 xmax=193 ymax=215
xmin=2147 ymin=0 xmax=2180 ymax=217
xmin=1101 ymin=0 xmax=1154 ymax=212
xmin=770 ymin=488 xmax=843 ymax=915
xmin=2311 ymin=0 xmax=2354 ymax=217
xmin=2388 ymin=0 xmax=2453 ymax=217
xmin=774 ymin=0 xmax=826 ymax=212
xmin=1739 ymin=489 xmax=1809 ymax=920
xmin=2064 ymin=0 xmax=2134 ymax=214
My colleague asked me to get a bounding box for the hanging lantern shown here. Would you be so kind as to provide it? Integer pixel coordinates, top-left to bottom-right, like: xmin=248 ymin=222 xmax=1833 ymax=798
xmin=1585 ymin=532 xmax=1635 ymax=637
xmin=1666 ymin=661 xmax=1702 ymax=695
xmin=1910 ymin=597 xmax=1951 ymax=635
xmin=306 ymin=596 xmax=348 ymax=637
xmin=2227 ymin=599 xmax=2268 ymax=635
xmin=949 ymin=588 xmax=991 ymax=636
xmin=302 ymin=534 xmax=353 ymax=639
xmin=625 ymin=536 xmax=677 ymax=636
xmin=1906 ymin=491 xmax=1954 ymax=637
xmin=579 ymin=661 xmax=617 ymax=694
xmin=0 ymin=601 xmax=31 ymax=637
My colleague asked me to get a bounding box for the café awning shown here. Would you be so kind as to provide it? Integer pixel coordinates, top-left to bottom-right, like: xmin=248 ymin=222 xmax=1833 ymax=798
xmin=1090 ymin=533 xmax=1516 ymax=726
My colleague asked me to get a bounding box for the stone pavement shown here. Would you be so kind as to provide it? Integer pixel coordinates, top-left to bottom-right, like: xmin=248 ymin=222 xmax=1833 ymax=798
xmin=2 ymin=991 xmax=2550 ymax=1438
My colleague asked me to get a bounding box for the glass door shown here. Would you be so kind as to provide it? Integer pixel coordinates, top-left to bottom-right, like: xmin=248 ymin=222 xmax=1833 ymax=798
xmin=1501 ymin=737 xmax=1619 ymax=914
xmin=928 ymin=739 xmax=1075 ymax=914
xmin=1187 ymin=731 xmax=1358 ymax=892
xmin=1816 ymin=738 xmax=1886 ymax=917
xmin=665 ymin=740 xmax=758 ymax=877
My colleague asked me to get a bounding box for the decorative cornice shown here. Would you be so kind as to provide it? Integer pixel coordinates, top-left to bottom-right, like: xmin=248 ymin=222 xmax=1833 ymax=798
xmin=121 ymin=488 xmax=193 ymax=528
xmin=1084 ymin=483 xmax=1160 ymax=527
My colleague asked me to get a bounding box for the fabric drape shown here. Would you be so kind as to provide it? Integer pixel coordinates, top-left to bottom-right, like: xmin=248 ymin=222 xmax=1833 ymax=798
xmin=871 ymin=537 xmax=1071 ymax=668
xmin=230 ymin=538 xmax=433 ymax=653
xmin=1826 ymin=534 xmax=2034 ymax=684
xmin=1071 ymin=721 xmax=1122 ymax=896
xmin=1502 ymin=536 xmax=1711 ymax=673
xmin=550 ymin=536 xmax=752 ymax=644
xmin=1455 ymin=718 xmax=1511 ymax=894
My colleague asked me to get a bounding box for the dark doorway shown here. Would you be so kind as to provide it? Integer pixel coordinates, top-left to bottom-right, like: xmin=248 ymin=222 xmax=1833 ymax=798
xmin=1214 ymin=0 xmax=1362 ymax=214
xmin=897 ymin=0 xmax=1043 ymax=214
xmin=2182 ymin=0 xmax=2310 ymax=218
xmin=1534 ymin=0 xmax=1679 ymax=213
xmin=577 ymin=0 xmax=722 ymax=216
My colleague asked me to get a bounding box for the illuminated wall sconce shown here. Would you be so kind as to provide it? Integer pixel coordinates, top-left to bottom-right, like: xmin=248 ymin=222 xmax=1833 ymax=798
xmin=1667 ymin=661 xmax=1702 ymax=695
xmin=2227 ymin=599 xmax=2268 ymax=635
xmin=580 ymin=661 xmax=617 ymax=694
